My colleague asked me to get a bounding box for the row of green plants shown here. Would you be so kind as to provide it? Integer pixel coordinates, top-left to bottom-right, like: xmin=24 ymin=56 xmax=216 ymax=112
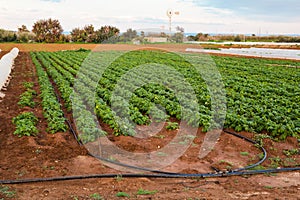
xmin=17 ymin=82 xmax=37 ymax=108
xmin=32 ymin=51 xmax=104 ymax=143
xmin=12 ymin=112 xmax=38 ymax=137
xmin=13 ymin=82 xmax=39 ymax=137
xmin=30 ymin=52 xmax=67 ymax=133
xmin=31 ymin=50 xmax=300 ymax=141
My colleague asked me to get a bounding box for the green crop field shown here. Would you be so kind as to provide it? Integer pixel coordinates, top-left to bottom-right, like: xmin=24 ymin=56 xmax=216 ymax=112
xmin=29 ymin=49 xmax=299 ymax=143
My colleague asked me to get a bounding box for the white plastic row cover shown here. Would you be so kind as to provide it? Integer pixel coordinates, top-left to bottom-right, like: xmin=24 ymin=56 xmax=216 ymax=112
xmin=0 ymin=48 xmax=19 ymax=90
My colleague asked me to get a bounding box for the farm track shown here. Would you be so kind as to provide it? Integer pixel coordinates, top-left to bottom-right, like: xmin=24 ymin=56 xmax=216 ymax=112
xmin=0 ymin=42 xmax=300 ymax=53
xmin=0 ymin=50 xmax=299 ymax=199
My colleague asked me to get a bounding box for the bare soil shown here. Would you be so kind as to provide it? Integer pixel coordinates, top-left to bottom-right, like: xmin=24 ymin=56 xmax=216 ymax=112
xmin=1 ymin=42 xmax=300 ymax=53
xmin=0 ymin=50 xmax=299 ymax=200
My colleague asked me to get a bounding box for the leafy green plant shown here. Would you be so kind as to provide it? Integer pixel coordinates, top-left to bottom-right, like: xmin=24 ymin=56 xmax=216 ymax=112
xmin=18 ymin=89 xmax=37 ymax=108
xmin=269 ymin=157 xmax=282 ymax=168
xmin=136 ymin=188 xmax=157 ymax=195
xmin=116 ymin=192 xmax=130 ymax=198
xmin=166 ymin=122 xmax=179 ymax=130
xmin=283 ymin=149 xmax=299 ymax=157
xmin=23 ymin=81 xmax=34 ymax=89
xmin=90 ymin=193 xmax=104 ymax=200
xmin=18 ymin=82 xmax=37 ymax=108
xmin=254 ymin=134 xmax=272 ymax=147
xmin=12 ymin=112 xmax=38 ymax=137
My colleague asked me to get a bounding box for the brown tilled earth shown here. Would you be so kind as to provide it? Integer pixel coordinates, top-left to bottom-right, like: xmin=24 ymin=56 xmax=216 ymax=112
xmin=0 ymin=45 xmax=299 ymax=199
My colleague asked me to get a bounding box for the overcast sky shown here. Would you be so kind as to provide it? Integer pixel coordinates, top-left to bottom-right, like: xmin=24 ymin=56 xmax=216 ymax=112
xmin=0 ymin=0 xmax=299 ymax=34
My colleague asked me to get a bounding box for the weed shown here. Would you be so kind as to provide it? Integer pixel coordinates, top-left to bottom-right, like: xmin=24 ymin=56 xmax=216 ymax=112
xmin=283 ymin=149 xmax=299 ymax=157
xmin=283 ymin=158 xmax=296 ymax=167
xmin=249 ymin=165 xmax=265 ymax=170
xmin=240 ymin=152 xmax=250 ymax=156
xmin=154 ymin=134 xmax=165 ymax=139
xmin=157 ymin=152 xmax=167 ymax=156
xmin=70 ymin=195 xmax=79 ymax=200
xmin=219 ymin=160 xmax=233 ymax=166
xmin=254 ymin=134 xmax=272 ymax=147
xmin=257 ymin=153 xmax=265 ymax=160
xmin=116 ymin=192 xmax=130 ymax=198
xmin=264 ymin=185 xmax=273 ymax=189
xmin=136 ymin=188 xmax=157 ymax=195
xmin=35 ymin=148 xmax=42 ymax=154
xmin=0 ymin=186 xmax=16 ymax=198
xmin=90 ymin=193 xmax=104 ymax=200
xmin=115 ymin=174 xmax=123 ymax=182
xmin=269 ymin=157 xmax=282 ymax=168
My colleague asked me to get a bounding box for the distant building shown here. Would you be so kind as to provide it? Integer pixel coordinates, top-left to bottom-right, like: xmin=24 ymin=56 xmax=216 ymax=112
xmin=144 ymin=37 xmax=168 ymax=43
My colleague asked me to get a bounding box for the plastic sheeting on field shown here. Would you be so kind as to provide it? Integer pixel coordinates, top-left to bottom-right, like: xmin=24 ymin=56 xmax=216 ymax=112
xmin=0 ymin=48 xmax=19 ymax=90
xmin=186 ymin=47 xmax=300 ymax=60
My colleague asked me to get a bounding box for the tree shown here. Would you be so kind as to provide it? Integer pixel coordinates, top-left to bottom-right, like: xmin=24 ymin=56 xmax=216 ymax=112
xmin=171 ymin=32 xmax=184 ymax=43
xmin=83 ymin=24 xmax=96 ymax=43
xmin=32 ymin=18 xmax=63 ymax=43
xmin=120 ymin=28 xmax=137 ymax=42
xmin=176 ymin=26 xmax=184 ymax=33
xmin=0 ymin=29 xmax=17 ymax=42
xmin=187 ymin=35 xmax=196 ymax=41
xmin=16 ymin=32 xmax=36 ymax=43
xmin=70 ymin=25 xmax=97 ymax=43
xmin=18 ymin=25 xmax=29 ymax=33
xmin=234 ymin=35 xmax=242 ymax=42
xmin=70 ymin=27 xmax=84 ymax=42
xmin=95 ymin=25 xmax=120 ymax=43
xmin=171 ymin=26 xmax=185 ymax=43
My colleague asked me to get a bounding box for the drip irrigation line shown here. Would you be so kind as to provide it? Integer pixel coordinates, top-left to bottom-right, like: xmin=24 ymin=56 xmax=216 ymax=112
xmin=223 ymin=129 xmax=268 ymax=171
xmin=84 ymin=129 xmax=268 ymax=175
xmin=1 ymin=167 xmax=300 ymax=184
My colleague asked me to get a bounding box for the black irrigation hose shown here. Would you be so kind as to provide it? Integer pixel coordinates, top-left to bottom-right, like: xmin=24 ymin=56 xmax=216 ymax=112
xmin=87 ymin=129 xmax=268 ymax=175
xmin=1 ymin=119 xmax=299 ymax=185
xmin=223 ymin=129 xmax=268 ymax=171
xmin=1 ymin=167 xmax=300 ymax=184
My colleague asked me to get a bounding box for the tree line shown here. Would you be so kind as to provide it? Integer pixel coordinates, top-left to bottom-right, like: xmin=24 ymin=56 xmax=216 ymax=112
xmin=187 ymin=33 xmax=300 ymax=43
xmin=0 ymin=18 xmax=185 ymax=43
xmin=0 ymin=18 xmax=121 ymax=43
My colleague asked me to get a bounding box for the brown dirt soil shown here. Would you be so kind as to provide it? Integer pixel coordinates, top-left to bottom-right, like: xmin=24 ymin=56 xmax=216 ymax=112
xmin=0 ymin=50 xmax=299 ymax=199
xmin=1 ymin=42 xmax=300 ymax=53
xmin=0 ymin=51 xmax=8 ymax=59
